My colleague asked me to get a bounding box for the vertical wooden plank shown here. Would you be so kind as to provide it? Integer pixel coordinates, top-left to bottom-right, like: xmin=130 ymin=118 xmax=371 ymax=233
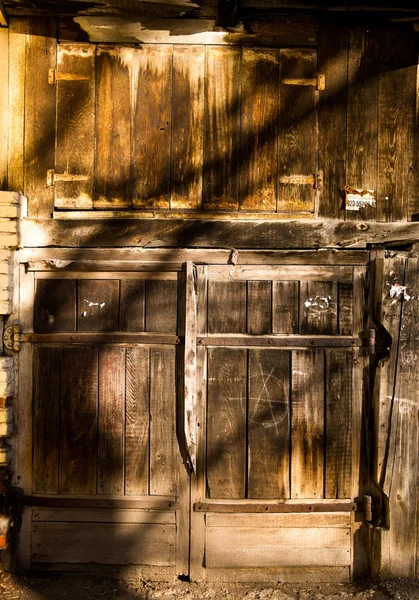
xmin=325 ymin=350 xmax=352 ymax=498
xmin=33 ymin=346 xmax=60 ymax=493
xmin=278 ymin=49 xmax=317 ymax=213
xmin=77 ymin=279 xmax=119 ymax=332
xmin=0 ymin=27 xmax=8 ymax=189
xmin=299 ymin=281 xmax=338 ymax=334
xmin=133 ymin=45 xmax=173 ymax=209
xmin=24 ymin=18 xmax=57 ymax=218
xmin=59 ymin=346 xmax=98 ymax=494
xmin=338 ymin=281 xmax=354 ymax=335
xmin=318 ymin=25 xmax=348 ymax=218
xmin=247 ymin=281 xmax=271 ymax=335
xmin=34 ymin=279 xmax=76 ymax=332
xmin=240 ymin=48 xmax=279 ymax=212
xmin=171 ymin=45 xmax=205 ymax=210
xmin=98 ymin=346 xmax=125 ymax=495
xmin=150 ymin=347 xmax=176 ymax=496
xmin=95 ymin=46 xmax=133 ymax=209
xmin=119 ymin=280 xmax=145 ymax=331
xmin=291 ymin=350 xmax=324 ymax=499
xmin=145 ymin=279 xmax=178 ymax=333
xmin=207 ymin=348 xmax=246 ymax=499
xmin=55 ymin=44 xmax=95 ymax=209
xmin=248 ymin=350 xmax=290 ymax=499
xmin=208 ymin=280 xmax=246 ymax=333
xmin=8 ymin=18 xmax=27 ymax=192
xmin=272 ymin=280 xmax=299 ymax=334
xmin=125 ymin=346 xmax=149 ymax=495
xmin=204 ymin=46 xmax=241 ymax=211
xmin=346 ymin=27 xmax=380 ymax=221
xmin=408 ymin=55 xmax=419 ymax=220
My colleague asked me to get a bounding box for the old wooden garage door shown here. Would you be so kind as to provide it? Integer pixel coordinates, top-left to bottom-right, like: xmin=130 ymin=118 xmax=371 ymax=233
xmin=16 ymin=256 xmax=369 ymax=580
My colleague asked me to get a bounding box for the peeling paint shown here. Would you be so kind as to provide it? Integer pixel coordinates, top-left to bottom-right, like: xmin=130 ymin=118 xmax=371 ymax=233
xmin=389 ymin=284 xmax=411 ymax=302
xmin=304 ymin=295 xmax=332 ymax=311
xmin=84 ymin=299 xmax=106 ymax=308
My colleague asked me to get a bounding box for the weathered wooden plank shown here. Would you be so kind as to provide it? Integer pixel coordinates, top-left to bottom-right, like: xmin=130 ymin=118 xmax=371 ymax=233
xmin=204 ymin=567 xmax=350 ymax=583
xmin=208 ymin=281 xmax=246 ymax=333
xmin=247 ymin=281 xmax=271 ymax=335
xmin=171 ymin=45 xmax=205 ymax=210
xmin=208 ymin=265 xmax=352 ymax=282
xmin=206 ymin=512 xmax=351 ymax=527
xmin=38 ymin=271 xmax=177 ymax=280
xmin=119 ymin=280 xmax=145 ymax=332
xmin=408 ymin=58 xmax=419 ymax=220
xmin=33 ymin=346 xmax=60 ymax=494
xmin=207 ymin=348 xmax=247 ymax=499
xmin=26 ymin=497 xmax=177 ymax=509
xmin=33 ymin=508 xmax=175 ymax=523
xmin=338 ymin=281 xmax=353 ymax=335
xmin=145 ymin=279 xmax=178 ymax=333
xmin=98 ymin=346 xmax=125 ymax=494
xmin=346 ymin=27 xmax=380 ymax=221
xmin=125 ymin=346 xmax=150 ymax=495
xmin=34 ymin=279 xmax=76 ymax=332
xmin=325 ymin=350 xmax=352 ymax=499
xmin=32 ymin=522 xmax=175 ymax=565
xmin=149 ymin=347 xmax=176 ymax=496
xmin=133 ymin=46 xmax=173 ymax=209
xmin=55 ymin=44 xmax=95 ymax=209
xmin=240 ymin=48 xmax=279 ymax=212
xmin=8 ymin=18 xmax=27 ymax=192
xmin=272 ymin=281 xmax=299 ymax=333
xmin=0 ymin=28 xmax=8 ymax=189
xmin=59 ymin=346 xmax=98 ymax=494
xmin=291 ymin=350 xmax=324 ymax=499
xmin=204 ymin=46 xmax=241 ymax=211
xmin=278 ymin=49 xmax=316 ymax=213
xmin=248 ymin=350 xmax=290 ymax=498
xmin=299 ymin=281 xmax=338 ymax=334
xmin=24 ymin=18 xmax=57 ymax=218
xmin=318 ymin=25 xmax=348 ymax=219
xmin=95 ymin=46 xmax=132 ymax=209
xmin=77 ymin=279 xmax=119 ymax=331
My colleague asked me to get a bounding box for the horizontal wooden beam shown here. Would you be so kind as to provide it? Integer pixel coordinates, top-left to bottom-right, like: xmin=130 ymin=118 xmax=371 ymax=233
xmin=194 ymin=502 xmax=357 ymax=513
xmin=25 ymin=496 xmax=178 ymax=510
xmin=22 ymin=333 xmax=180 ymax=345
xmin=196 ymin=335 xmax=362 ymax=347
xmin=21 ymin=218 xmax=419 ymax=250
xmin=207 ymin=265 xmax=353 ymax=281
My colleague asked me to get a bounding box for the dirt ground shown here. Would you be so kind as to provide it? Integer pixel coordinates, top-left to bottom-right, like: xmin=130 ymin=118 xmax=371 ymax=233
xmin=1 ymin=571 xmax=419 ymax=600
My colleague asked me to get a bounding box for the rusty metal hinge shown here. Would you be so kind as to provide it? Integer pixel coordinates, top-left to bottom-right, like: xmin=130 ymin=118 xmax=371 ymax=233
xmin=48 ymin=68 xmax=90 ymax=85
xmin=360 ymin=328 xmax=376 ymax=355
xmin=279 ymin=171 xmax=323 ymax=190
xmin=282 ymin=74 xmax=325 ymax=91
xmin=47 ymin=169 xmax=90 ymax=187
xmin=3 ymin=325 xmax=21 ymax=353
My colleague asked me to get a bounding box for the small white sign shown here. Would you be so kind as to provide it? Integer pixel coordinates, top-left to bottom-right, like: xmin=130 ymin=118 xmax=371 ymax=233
xmin=345 ymin=186 xmax=376 ymax=211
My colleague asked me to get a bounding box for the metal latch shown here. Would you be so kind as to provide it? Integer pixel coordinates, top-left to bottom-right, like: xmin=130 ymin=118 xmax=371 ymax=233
xmin=362 ymin=494 xmax=386 ymax=527
xmin=282 ymin=74 xmax=325 ymax=91
xmin=47 ymin=169 xmax=89 ymax=187
xmin=360 ymin=328 xmax=376 ymax=355
xmin=279 ymin=171 xmax=323 ymax=190
xmin=48 ymin=68 xmax=90 ymax=85
xmin=3 ymin=325 xmax=21 ymax=352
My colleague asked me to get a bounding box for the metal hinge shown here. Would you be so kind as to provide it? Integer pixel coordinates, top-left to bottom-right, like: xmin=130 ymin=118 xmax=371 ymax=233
xmin=282 ymin=74 xmax=325 ymax=91
xmin=279 ymin=171 xmax=323 ymax=190
xmin=48 ymin=68 xmax=90 ymax=85
xmin=3 ymin=325 xmax=21 ymax=353
xmin=360 ymin=328 xmax=376 ymax=355
xmin=47 ymin=169 xmax=89 ymax=187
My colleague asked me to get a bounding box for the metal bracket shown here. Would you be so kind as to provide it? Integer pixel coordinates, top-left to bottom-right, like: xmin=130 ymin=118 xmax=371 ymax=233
xmin=47 ymin=169 xmax=89 ymax=187
xmin=279 ymin=171 xmax=323 ymax=190
xmin=360 ymin=328 xmax=376 ymax=355
xmin=3 ymin=325 xmax=21 ymax=353
xmin=282 ymin=74 xmax=325 ymax=91
xmin=48 ymin=68 xmax=90 ymax=85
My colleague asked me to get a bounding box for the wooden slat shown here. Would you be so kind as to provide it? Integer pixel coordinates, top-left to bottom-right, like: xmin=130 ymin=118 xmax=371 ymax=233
xmin=208 ymin=265 xmax=353 ymax=281
xmin=247 ymin=281 xmax=271 ymax=335
xmin=207 ymin=348 xmax=247 ymax=499
xmin=240 ymin=48 xmax=279 ymax=212
xmin=149 ymin=347 xmax=176 ymax=496
xmin=338 ymin=281 xmax=354 ymax=335
xmin=59 ymin=346 xmax=98 ymax=494
xmin=125 ymin=346 xmax=150 ymax=495
xmin=23 ymin=333 xmax=179 ymax=345
xmin=208 ymin=280 xmax=246 ymax=333
xmin=145 ymin=279 xmax=178 ymax=333
xmin=133 ymin=46 xmax=173 ymax=209
xmin=197 ymin=335 xmax=361 ymax=348
xmin=98 ymin=346 xmax=125 ymax=494
xmin=119 ymin=280 xmax=145 ymax=332
xmin=278 ymin=49 xmax=316 ymax=212
xmin=325 ymin=350 xmax=352 ymax=499
xmin=195 ymin=500 xmax=355 ymax=511
xmin=8 ymin=18 xmax=27 ymax=192
xmin=33 ymin=346 xmax=60 ymax=494
xmin=408 ymin=58 xmax=419 ymax=220
xmin=299 ymin=281 xmax=338 ymax=334
xmin=248 ymin=350 xmax=290 ymax=498
xmin=34 ymin=279 xmax=76 ymax=332
xmin=26 ymin=497 xmax=177 ymax=509
xmin=207 ymin=512 xmax=351 ymax=527
xmin=37 ymin=271 xmax=178 ymax=280
xmin=55 ymin=44 xmax=95 ymax=209
xmin=291 ymin=350 xmax=324 ymax=498
xmin=204 ymin=567 xmax=349 ymax=583
xmin=24 ymin=18 xmax=56 ymax=218
xmin=32 ymin=522 xmax=175 ymax=565
xmin=0 ymin=28 xmax=8 ymax=189
xmin=33 ymin=508 xmax=175 ymax=524
xmin=171 ymin=45 xmax=205 ymax=210
xmin=204 ymin=46 xmax=241 ymax=211
xmin=272 ymin=281 xmax=299 ymax=333
xmin=77 ymin=279 xmax=119 ymax=331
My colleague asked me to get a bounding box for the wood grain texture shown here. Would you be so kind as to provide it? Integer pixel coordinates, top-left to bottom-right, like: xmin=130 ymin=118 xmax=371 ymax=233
xmin=0 ymin=28 xmax=8 ymax=189
xmin=207 ymin=512 xmax=351 ymax=527
xmin=272 ymin=281 xmax=299 ymax=333
xmin=204 ymin=46 xmax=241 ymax=210
xmin=240 ymin=48 xmax=279 ymax=211
xmin=208 ymin=280 xmax=246 ymax=333
xmin=207 ymin=348 xmax=247 ymax=499
xmin=77 ymin=279 xmax=119 ymax=331
xmin=171 ymin=45 xmax=205 ymax=210
xmin=145 ymin=279 xmax=178 ymax=333
xmin=8 ymin=18 xmax=27 ymax=192
xmin=291 ymin=350 xmax=324 ymax=499
xmin=33 ymin=346 xmax=60 ymax=493
xmin=119 ymin=280 xmax=145 ymax=331
xmin=338 ymin=281 xmax=353 ymax=335
xmin=133 ymin=46 xmax=173 ymax=209
xmin=59 ymin=346 xmax=98 ymax=494
xmin=247 ymin=281 xmax=271 ymax=335
xmin=95 ymin=46 xmax=133 ymax=208
xmin=98 ymin=346 xmax=125 ymax=494
xmin=248 ymin=350 xmax=290 ymax=498
xmin=278 ymin=49 xmax=316 ymax=212
xmin=55 ymin=44 xmax=95 ymax=209
xmin=34 ymin=279 xmax=76 ymax=332
xmin=299 ymin=281 xmax=338 ymax=334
